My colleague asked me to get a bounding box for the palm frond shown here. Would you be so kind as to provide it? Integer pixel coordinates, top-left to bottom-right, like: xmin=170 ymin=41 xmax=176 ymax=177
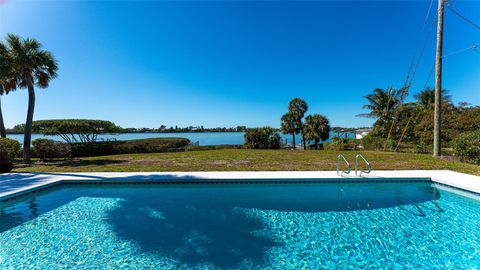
xmin=2 ymin=33 xmax=58 ymax=90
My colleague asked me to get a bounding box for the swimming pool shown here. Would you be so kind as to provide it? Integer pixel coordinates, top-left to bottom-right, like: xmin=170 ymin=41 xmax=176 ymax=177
xmin=1 ymin=181 xmax=479 ymax=269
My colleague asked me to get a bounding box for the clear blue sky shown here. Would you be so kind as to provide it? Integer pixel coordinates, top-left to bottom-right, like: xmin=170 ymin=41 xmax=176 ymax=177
xmin=0 ymin=0 xmax=479 ymax=129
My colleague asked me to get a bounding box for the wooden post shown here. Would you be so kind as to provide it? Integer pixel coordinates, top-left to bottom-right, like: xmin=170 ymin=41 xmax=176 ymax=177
xmin=433 ymin=0 xmax=444 ymax=157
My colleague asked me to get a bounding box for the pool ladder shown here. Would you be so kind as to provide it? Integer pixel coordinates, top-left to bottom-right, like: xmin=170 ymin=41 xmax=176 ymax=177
xmin=336 ymin=154 xmax=372 ymax=176
xmin=336 ymin=154 xmax=350 ymax=176
xmin=355 ymin=154 xmax=372 ymax=176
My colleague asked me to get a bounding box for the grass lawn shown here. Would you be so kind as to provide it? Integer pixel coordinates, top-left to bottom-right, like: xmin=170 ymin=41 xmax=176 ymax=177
xmin=12 ymin=149 xmax=480 ymax=176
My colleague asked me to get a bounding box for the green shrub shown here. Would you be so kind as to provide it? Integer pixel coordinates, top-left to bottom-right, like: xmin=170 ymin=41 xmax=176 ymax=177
xmin=0 ymin=152 xmax=13 ymax=173
xmin=268 ymin=134 xmax=281 ymax=149
xmin=244 ymin=127 xmax=280 ymax=149
xmin=414 ymin=105 xmax=480 ymax=146
xmin=71 ymin=137 xmax=190 ymax=157
xmin=361 ymin=134 xmax=396 ymax=151
xmin=324 ymin=142 xmax=332 ymax=150
xmin=452 ymin=130 xmax=480 ymax=165
xmin=0 ymin=138 xmax=21 ymax=160
xmin=327 ymin=137 xmax=359 ymax=151
xmin=32 ymin=139 xmax=72 ymax=161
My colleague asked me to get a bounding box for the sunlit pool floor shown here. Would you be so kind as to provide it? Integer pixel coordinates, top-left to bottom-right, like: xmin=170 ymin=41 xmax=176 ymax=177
xmin=1 ymin=182 xmax=479 ymax=269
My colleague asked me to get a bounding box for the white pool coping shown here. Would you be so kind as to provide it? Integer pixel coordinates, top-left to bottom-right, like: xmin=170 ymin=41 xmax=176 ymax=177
xmin=1 ymin=170 xmax=480 ymax=201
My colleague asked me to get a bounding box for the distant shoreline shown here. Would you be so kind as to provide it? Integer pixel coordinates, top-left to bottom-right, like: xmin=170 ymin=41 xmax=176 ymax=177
xmin=7 ymin=131 xmax=355 ymax=146
xmin=5 ymin=131 xmax=249 ymax=135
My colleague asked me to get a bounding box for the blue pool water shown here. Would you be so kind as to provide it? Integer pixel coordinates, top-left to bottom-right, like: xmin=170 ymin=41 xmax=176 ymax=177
xmin=1 ymin=182 xmax=479 ymax=269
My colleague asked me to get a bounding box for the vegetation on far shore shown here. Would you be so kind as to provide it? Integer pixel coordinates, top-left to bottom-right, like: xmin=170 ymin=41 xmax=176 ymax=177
xmin=6 ymin=123 xmax=250 ymax=134
xmin=13 ymin=149 xmax=480 ymax=176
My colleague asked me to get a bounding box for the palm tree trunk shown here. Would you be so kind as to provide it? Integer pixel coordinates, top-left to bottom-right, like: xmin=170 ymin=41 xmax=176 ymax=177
xmin=292 ymin=133 xmax=296 ymax=150
xmin=0 ymin=96 xmax=6 ymax=138
xmin=302 ymin=132 xmax=306 ymax=150
xmin=23 ymin=79 xmax=35 ymax=164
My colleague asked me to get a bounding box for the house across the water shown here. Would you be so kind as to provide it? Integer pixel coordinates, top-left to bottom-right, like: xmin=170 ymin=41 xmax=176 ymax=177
xmin=355 ymin=128 xmax=372 ymax=139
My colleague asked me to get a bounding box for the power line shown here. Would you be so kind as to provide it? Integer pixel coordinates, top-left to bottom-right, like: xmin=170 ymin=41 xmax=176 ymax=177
xmin=442 ymin=44 xmax=479 ymax=58
xmin=402 ymin=3 xmax=436 ymax=94
xmin=446 ymin=5 xmax=480 ymax=31
xmin=446 ymin=0 xmax=457 ymax=7
xmin=423 ymin=0 xmax=435 ymax=31
xmin=407 ymin=19 xmax=435 ymax=88
xmin=423 ymin=64 xmax=435 ymax=89
xmin=423 ymin=44 xmax=478 ymax=90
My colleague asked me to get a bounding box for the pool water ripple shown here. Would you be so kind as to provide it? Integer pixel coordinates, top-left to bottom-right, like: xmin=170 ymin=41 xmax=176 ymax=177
xmin=0 ymin=182 xmax=479 ymax=269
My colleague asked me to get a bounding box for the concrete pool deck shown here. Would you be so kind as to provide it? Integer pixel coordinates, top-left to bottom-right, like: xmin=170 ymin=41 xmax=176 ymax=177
xmin=1 ymin=170 xmax=480 ymax=201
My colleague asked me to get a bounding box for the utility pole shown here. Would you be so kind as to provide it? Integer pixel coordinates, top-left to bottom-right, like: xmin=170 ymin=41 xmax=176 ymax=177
xmin=433 ymin=0 xmax=445 ymax=157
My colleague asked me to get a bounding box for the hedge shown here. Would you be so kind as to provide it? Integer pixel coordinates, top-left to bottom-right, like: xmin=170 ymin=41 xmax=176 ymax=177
xmin=244 ymin=127 xmax=280 ymax=149
xmin=327 ymin=137 xmax=359 ymax=151
xmin=71 ymin=137 xmax=190 ymax=157
xmin=0 ymin=138 xmax=19 ymax=173
xmin=32 ymin=139 xmax=72 ymax=161
xmin=0 ymin=152 xmax=13 ymax=173
xmin=0 ymin=137 xmax=21 ymax=160
xmin=361 ymin=134 xmax=396 ymax=151
xmin=452 ymin=130 xmax=480 ymax=165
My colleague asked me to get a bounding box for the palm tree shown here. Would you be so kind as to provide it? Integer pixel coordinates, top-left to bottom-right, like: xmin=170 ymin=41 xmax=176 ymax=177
xmin=2 ymin=34 xmax=58 ymax=163
xmin=414 ymin=87 xmax=451 ymax=110
xmin=358 ymin=87 xmax=404 ymax=150
xmin=288 ymin=98 xmax=308 ymax=149
xmin=359 ymin=88 xmax=401 ymax=121
xmin=358 ymin=87 xmax=402 ymax=138
xmin=0 ymin=85 xmax=8 ymax=138
xmin=0 ymin=41 xmax=12 ymax=138
xmin=304 ymin=114 xmax=331 ymax=149
xmin=280 ymin=112 xmax=298 ymax=149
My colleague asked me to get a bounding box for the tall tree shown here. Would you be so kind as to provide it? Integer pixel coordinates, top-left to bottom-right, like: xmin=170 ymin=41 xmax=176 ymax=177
xmin=0 ymin=85 xmax=7 ymax=138
xmin=2 ymin=34 xmax=58 ymax=163
xmin=0 ymin=41 xmax=11 ymax=138
xmin=304 ymin=114 xmax=331 ymax=150
xmin=359 ymin=88 xmax=401 ymax=121
xmin=280 ymin=112 xmax=298 ymax=149
xmin=288 ymin=98 xmax=308 ymax=149
xmin=392 ymin=87 xmax=451 ymax=150
xmin=358 ymin=87 xmax=401 ymax=138
xmin=414 ymin=87 xmax=451 ymax=110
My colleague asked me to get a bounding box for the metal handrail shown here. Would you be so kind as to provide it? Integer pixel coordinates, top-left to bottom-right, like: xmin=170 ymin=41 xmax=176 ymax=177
xmin=355 ymin=154 xmax=372 ymax=176
xmin=336 ymin=154 xmax=351 ymax=176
